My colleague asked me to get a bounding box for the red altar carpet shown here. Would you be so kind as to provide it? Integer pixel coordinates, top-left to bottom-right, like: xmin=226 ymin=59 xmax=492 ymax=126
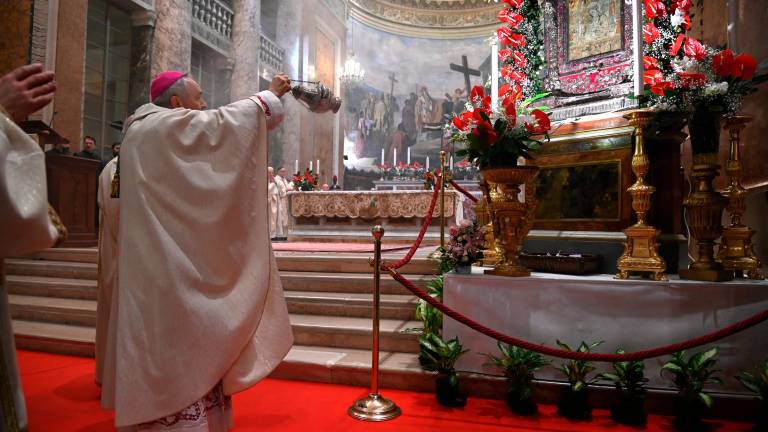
xmin=17 ymin=350 xmax=750 ymax=431
xmin=271 ymin=242 xmax=410 ymax=253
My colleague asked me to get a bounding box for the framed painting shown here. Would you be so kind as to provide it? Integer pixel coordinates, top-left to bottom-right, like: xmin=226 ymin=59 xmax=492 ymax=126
xmin=531 ymin=130 xmax=633 ymax=231
xmin=542 ymin=0 xmax=634 ymax=96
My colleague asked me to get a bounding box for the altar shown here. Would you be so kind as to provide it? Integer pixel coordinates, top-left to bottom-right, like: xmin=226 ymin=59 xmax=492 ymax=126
xmin=288 ymin=190 xmax=465 ymax=242
xmin=443 ymin=268 xmax=768 ymax=394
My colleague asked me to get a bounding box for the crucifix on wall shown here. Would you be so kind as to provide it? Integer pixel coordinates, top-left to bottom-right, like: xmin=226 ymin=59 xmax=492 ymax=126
xmin=387 ymin=72 xmax=398 ymax=96
xmin=449 ymin=55 xmax=481 ymax=96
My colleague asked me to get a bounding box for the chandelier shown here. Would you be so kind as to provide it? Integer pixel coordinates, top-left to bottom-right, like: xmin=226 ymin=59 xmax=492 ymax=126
xmin=340 ymin=55 xmax=365 ymax=84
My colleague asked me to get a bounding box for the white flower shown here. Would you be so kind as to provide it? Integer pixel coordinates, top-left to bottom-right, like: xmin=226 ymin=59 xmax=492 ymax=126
xmin=670 ymin=9 xmax=686 ymax=27
xmin=704 ymin=82 xmax=728 ymax=96
xmin=465 ymin=102 xmax=474 ymax=112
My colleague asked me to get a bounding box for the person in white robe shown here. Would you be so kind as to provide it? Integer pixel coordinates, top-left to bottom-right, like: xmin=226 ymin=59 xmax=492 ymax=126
xmin=268 ymin=166 xmax=279 ymax=239
xmin=273 ymin=167 xmax=290 ymax=239
xmin=0 ymin=63 xmax=62 ymax=432
xmin=95 ymin=156 xmax=118 ymax=387
xmin=101 ymin=71 xmax=294 ymax=431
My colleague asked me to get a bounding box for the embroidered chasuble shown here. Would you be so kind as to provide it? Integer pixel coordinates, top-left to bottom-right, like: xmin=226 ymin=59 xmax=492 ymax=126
xmin=105 ymin=91 xmax=293 ymax=428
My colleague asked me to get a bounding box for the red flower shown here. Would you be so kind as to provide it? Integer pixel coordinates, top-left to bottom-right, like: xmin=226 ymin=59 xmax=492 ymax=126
xmin=524 ymin=109 xmax=551 ymax=134
xmin=643 ymin=23 xmax=660 ymax=44
xmin=471 ymin=120 xmax=497 ymax=147
xmin=676 ymin=72 xmax=706 ymax=88
xmin=508 ymin=71 xmax=527 ymax=83
xmin=498 ymin=9 xmax=523 ymax=27
xmin=470 ymin=85 xmax=485 ymax=103
xmin=643 ymin=69 xmax=665 ymax=85
xmin=680 ymin=12 xmax=692 ymax=30
xmin=500 ymin=64 xmax=515 ymax=79
xmin=453 ymin=115 xmax=468 ymax=131
xmin=672 ymin=0 xmax=692 ymax=13
xmin=643 ymin=56 xmax=660 ymax=70
xmin=712 ymin=49 xmax=734 ymax=77
xmin=498 ymin=83 xmax=510 ymax=97
xmin=732 ymin=54 xmax=757 ymax=80
xmin=669 ymin=33 xmax=685 ymax=56
xmin=683 ymin=37 xmax=705 ymax=61
xmin=507 ymin=32 xmax=527 ymax=47
xmin=498 ymin=48 xmax=512 ymax=61
xmin=496 ymin=27 xmax=514 ymax=45
xmin=650 ymin=81 xmax=672 ymax=96
xmin=644 ymin=0 xmax=667 ymax=19
xmin=513 ymin=51 xmax=528 ymax=68
xmin=502 ymin=0 xmax=523 ymax=8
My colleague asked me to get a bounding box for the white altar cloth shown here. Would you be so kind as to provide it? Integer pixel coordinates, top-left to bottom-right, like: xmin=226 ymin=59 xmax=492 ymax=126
xmin=443 ymin=267 xmax=768 ymax=393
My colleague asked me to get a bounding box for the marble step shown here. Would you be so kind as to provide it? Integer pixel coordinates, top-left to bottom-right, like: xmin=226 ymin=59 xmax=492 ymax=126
xmin=280 ymin=271 xmax=431 ymax=295
xmin=285 ymin=290 xmax=417 ymax=320
xmin=4 ymin=275 xmax=98 ymax=300
xmin=26 ymin=247 xmax=98 ymax=264
xmin=275 ymin=252 xmax=437 ymax=275
xmin=291 ymin=314 xmax=420 ymax=353
xmin=8 ymin=294 xmax=97 ymax=327
xmin=4 ymin=259 xmax=98 ymax=280
xmin=11 ymin=319 xmax=95 ymax=357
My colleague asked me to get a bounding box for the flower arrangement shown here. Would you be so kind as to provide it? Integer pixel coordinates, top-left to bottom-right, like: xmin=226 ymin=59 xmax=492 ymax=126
xmin=452 ymin=85 xmax=551 ymax=169
xmin=494 ymin=0 xmax=545 ymax=98
xmin=445 ymin=220 xmax=485 ymax=271
xmin=377 ymin=162 xmax=392 ymax=180
xmin=453 ymin=159 xmax=479 ymax=180
xmin=292 ymin=169 xmax=319 ymax=191
xmin=423 ymin=170 xmax=436 ymax=190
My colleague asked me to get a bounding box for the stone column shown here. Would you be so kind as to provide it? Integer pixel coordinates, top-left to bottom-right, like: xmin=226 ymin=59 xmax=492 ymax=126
xmin=276 ymin=0 xmax=305 ymax=172
xmin=129 ymin=10 xmax=156 ymax=113
xmin=53 ymin=0 xmax=88 ymax=151
xmin=230 ymin=0 xmax=262 ymax=100
xmin=151 ymin=0 xmax=192 ymax=77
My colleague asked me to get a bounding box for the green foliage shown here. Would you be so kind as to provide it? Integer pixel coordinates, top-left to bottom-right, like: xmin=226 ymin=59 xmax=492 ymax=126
xmin=736 ymin=358 xmax=768 ymax=400
xmin=413 ymin=275 xmax=444 ymax=336
xmin=598 ymin=348 xmax=649 ymax=398
xmin=555 ymin=340 xmax=603 ymax=392
xmin=418 ymin=334 xmax=469 ymax=386
xmin=486 ymin=342 xmax=550 ymax=401
xmin=661 ymin=347 xmax=723 ymax=409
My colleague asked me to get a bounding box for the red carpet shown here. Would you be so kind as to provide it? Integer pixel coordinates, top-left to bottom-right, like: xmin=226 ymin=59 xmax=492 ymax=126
xmin=17 ymin=350 xmax=750 ymax=431
xmin=271 ymin=242 xmax=410 ymax=253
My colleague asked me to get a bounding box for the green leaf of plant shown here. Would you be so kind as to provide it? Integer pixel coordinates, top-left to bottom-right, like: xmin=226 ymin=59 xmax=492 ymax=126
xmin=698 ymin=392 xmax=713 ymax=409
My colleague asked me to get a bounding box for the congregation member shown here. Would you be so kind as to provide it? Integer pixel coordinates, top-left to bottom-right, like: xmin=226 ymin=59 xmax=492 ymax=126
xmin=102 ymin=70 xmax=293 ymax=431
xmin=74 ymin=135 xmax=102 ymax=162
xmin=0 ymin=63 xmax=64 ymax=432
xmin=45 ymin=139 xmax=70 ymax=155
xmin=111 ymin=141 xmax=121 ymax=158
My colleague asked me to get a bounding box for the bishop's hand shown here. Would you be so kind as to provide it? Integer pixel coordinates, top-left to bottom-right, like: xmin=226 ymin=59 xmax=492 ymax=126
xmin=269 ymin=74 xmax=291 ymax=98
xmin=0 ymin=63 xmax=56 ymax=123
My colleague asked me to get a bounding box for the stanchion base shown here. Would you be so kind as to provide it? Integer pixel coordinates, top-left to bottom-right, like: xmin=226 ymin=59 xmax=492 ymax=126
xmin=348 ymin=393 xmax=401 ymax=422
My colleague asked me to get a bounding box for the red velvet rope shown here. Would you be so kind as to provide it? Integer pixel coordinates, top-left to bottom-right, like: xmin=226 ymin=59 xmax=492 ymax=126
xmin=385 ymin=271 xmax=768 ymax=362
xmin=385 ymin=176 xmax=443 ymax=271
xmin=448 ymin=179 xmax=479 ymax=203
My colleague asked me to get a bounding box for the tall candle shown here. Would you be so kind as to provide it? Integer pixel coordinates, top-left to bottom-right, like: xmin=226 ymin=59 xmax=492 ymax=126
xmin=450 ymin=155 xmax=454 ymax=169
xmin=632 ymin=0 xmax=644 ymax=97
xmin=407 ymin=147 xmax=411 ymax=164
xmin=309 ymin=160 xmax=313 ymax=171
xmin=393 ymin=148 xmax=397 ymax=166
xmin=294 ymin=159 xmax=298 ymax=174
xmin=426 ymin=156 xmax=430 ymax=171
xmin=316 ymin=159 xmax=320 ymax=174
xmin=491 ymin=41 xmax=500 ymax=110
xmin=381 ymin=148 xmax=385 ymax=164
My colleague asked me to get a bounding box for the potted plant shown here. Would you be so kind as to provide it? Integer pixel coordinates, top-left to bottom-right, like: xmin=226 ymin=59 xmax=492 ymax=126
xmin=486 ymin=342 xmax=550 ymax=415
xmin=661 ymin=347 xmax=723 ymax=431
xmin=736 ymin=358 xmax=768 ymax=431
xmin=445 ymin=220 xmax=484 ymax=274
xmin=598 ymin=348 xmax=649 ymax=425
xmin=413 ymin=274 xmax=443 ymax=337
xmin=555 ymin=340 xmax=603 ymax=420
xmin=418 ymin=333 xmax=469 ymax=407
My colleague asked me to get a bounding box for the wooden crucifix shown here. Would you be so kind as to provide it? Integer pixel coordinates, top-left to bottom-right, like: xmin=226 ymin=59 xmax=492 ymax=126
xmin=450 ymin=55 xmax=481 ymax=96
xmin=387 ymin=71 xmax=398 ymax=96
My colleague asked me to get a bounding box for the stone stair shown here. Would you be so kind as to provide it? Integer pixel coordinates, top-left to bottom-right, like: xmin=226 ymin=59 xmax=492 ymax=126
xmin=5 ymin=247 xmax=440 ymax=392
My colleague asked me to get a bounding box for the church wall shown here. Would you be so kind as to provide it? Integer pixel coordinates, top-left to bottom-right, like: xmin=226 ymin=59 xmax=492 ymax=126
xmin=150 ymin=0 xmax=191 ymax=77
xmin=0 ymin=0 xmax=32 ymax=77
xmin=53 ymin=0 xmax=88 ymax=152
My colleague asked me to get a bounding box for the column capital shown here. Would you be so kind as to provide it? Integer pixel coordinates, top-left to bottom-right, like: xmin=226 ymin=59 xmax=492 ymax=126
xmin=131 ymin=9 xmax=157 ymax=27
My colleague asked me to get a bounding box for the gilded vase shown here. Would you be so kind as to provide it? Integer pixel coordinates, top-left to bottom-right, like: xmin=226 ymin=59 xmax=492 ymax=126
xmin=481 ymin=166 xmax=539 ymax=277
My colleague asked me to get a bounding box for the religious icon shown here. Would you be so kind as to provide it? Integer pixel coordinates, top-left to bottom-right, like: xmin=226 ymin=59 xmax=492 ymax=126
xmin=566 ymin=0 xmax=623 ymax=61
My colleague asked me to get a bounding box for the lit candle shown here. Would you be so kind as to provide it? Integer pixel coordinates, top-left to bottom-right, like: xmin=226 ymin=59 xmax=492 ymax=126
xmin=316 ymin=159 xmax=320 ymax=174
xmin=426 ymin=156 xmax=430 ymax=171
xmin=393 ymin=148 xmax=397 ymax=166
xmin=381 ymin=147 xmax=385 ymax=164
xmin=632 ymin=0 xmax=644 ymax=97
xmin=294 ymin=159 xmax=298 ymax=174
xmin=407 ymin=147 xmax=411 ymax=165
xmin=491 ymin=40 xmax=499 ymax=110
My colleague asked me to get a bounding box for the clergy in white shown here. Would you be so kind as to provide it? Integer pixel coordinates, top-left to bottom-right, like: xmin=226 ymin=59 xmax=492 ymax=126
xmin=274 ymin=167 xmax=291 ymax=238
xmin=95 ymin=156 xmax=118 ymax=387
xmin=104 ymin=71 xmax=294 ymax=430
xmin=0 ymin=63 xmax=61 ymax=432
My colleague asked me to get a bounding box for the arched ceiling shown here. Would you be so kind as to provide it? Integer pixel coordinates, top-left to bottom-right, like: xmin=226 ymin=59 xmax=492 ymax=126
xmin=349 ymin=0 xmax=500 ymax=39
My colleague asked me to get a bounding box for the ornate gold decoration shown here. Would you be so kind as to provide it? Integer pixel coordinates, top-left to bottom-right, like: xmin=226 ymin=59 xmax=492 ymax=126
xmin=482 ymin=166 xmax=538 ymax=277
xmin=475 ymin=180 xmax=500 ymax=267
xmin=349 ymin=0 xmax=500 ymax=39
xmin=429 ymin=151 xmax=448 ymax=261
xmin=289 ymin=190 xmax=456 ymax=219
xmin=679 ymin=154 xmax=733 ymax=282
xmin=716 ymin=115 xmax=764 ymax=280
xmin=48 ymin=204 xmax=68 ymax=246
xmin=615 ymin=110 xmax=666 ymax=281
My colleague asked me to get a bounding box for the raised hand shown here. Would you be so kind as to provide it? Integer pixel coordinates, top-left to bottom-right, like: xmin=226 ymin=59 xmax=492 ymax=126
xmin=0 ymin=63 xmax=56 ymax=122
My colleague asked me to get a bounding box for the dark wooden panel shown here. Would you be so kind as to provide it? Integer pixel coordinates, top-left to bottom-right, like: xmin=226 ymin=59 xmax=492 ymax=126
xmin=45 ymin=155 xmax=100 ymax=247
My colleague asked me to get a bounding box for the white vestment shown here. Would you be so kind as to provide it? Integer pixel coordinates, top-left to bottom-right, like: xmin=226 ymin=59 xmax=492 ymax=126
xmin=268 ymin=180 xmax=278 ymax=238
xmin=0 ymin=110 xmax=59 ymax=431
xmin=274 ymin=175 xmax=289 ymax=237
xmin=95 ymin=157 xmax=119 ymax=386
xmin=104 ymin=91 xmax=293 ymax=429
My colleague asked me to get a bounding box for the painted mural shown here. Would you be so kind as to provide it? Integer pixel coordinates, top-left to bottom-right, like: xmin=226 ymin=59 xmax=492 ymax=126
xmin=342 ymin=19 xmax=489 ymax=190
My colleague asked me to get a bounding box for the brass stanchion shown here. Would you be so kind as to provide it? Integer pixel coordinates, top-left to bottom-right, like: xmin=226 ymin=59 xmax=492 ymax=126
xmin=348 ymin=226 xmax=401 ymax=421
xmin=428 ymin=151 xmax=447 ymax=260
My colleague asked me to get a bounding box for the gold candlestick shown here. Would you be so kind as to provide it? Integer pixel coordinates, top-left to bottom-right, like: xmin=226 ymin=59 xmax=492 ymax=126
xmin=716 ymin=115 xmax=764 ymax=279
xmin=616 ymin=110 xmax=666 ymax=281
xmin=428 ymin=151 xmax=447 ymax=260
